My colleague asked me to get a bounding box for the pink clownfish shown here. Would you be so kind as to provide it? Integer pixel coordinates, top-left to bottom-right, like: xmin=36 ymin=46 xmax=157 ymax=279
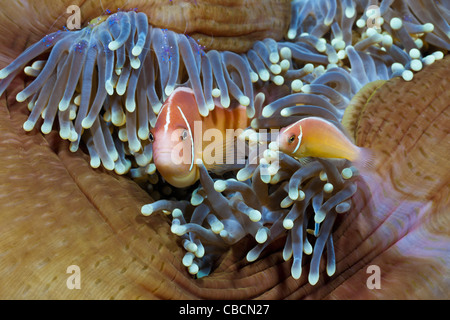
xmin=150 ymin=87 xmax=250 ymax=188
xmin=277 ymin=117 xmax=374 ymax=167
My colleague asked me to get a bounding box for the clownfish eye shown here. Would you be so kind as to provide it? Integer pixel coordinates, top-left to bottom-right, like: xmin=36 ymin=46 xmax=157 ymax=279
xmin=149 ymin=132 xmax=154 ymax=142
xmin=288 ymin=134 xmax=296 ymax=144
xmin=180 ymin=129 xmax=188 ymax=141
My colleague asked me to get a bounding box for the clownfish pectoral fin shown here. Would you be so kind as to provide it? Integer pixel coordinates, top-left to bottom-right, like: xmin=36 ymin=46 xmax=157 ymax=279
xmin=292 ymin=124 xmax=303 ymax=155
xmin=203 ymin=135 xmax=247 ymax=174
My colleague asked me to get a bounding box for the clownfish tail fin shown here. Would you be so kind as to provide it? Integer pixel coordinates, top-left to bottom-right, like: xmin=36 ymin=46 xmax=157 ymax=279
xmin=353 ymin=147 xmax=379 ymax=172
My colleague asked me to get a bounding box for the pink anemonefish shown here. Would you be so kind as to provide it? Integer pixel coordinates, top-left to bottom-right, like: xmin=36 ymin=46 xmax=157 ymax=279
xmin=277 ymin=117 xmax=374 ymax=168
xmin=150 ymin=87 xmax=250 ymax=188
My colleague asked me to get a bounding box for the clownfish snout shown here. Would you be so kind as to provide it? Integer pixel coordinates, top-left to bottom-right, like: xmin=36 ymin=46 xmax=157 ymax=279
xmin=152 ymin=137 xmax=198 ymax=188
xmin=153 ymin=149 xmax=180 ymax=171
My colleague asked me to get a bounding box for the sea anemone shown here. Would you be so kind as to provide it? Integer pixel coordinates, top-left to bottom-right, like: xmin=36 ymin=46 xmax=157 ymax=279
xmin=139 ymin=0 xmax=449 ymax=282
xmin=0 ymin=0 xmax=449 ymax=299
xmin=143 ymin=154 xmax=360 ymax=285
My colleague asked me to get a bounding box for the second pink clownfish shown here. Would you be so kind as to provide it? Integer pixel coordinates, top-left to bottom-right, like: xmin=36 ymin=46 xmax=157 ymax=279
xmin=277 ymin=116 xmax=373 ymax=168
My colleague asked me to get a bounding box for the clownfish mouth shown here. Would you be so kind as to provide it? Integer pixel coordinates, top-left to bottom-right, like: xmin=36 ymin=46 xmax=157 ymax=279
xmin=153 ymin=150 xmax=185 ymax=172
xmin=153 ymin=149 xmax=198 ymax=188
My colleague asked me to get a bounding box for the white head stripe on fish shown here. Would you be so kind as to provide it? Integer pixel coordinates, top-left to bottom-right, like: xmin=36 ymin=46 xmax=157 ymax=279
xmin=177 ymin=106 xmax=195 ymax=172
xmin=163 ymin=104 xmax=171 ymax=133
xmin=292 ymin=125 xmax=303 ymax=154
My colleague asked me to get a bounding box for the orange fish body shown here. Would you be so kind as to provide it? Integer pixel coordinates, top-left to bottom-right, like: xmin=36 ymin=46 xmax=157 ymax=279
xmin=151 ymin=87 xmax=250 ymax=188
xmin=278 ymin=117 xmax=362 ymax=162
